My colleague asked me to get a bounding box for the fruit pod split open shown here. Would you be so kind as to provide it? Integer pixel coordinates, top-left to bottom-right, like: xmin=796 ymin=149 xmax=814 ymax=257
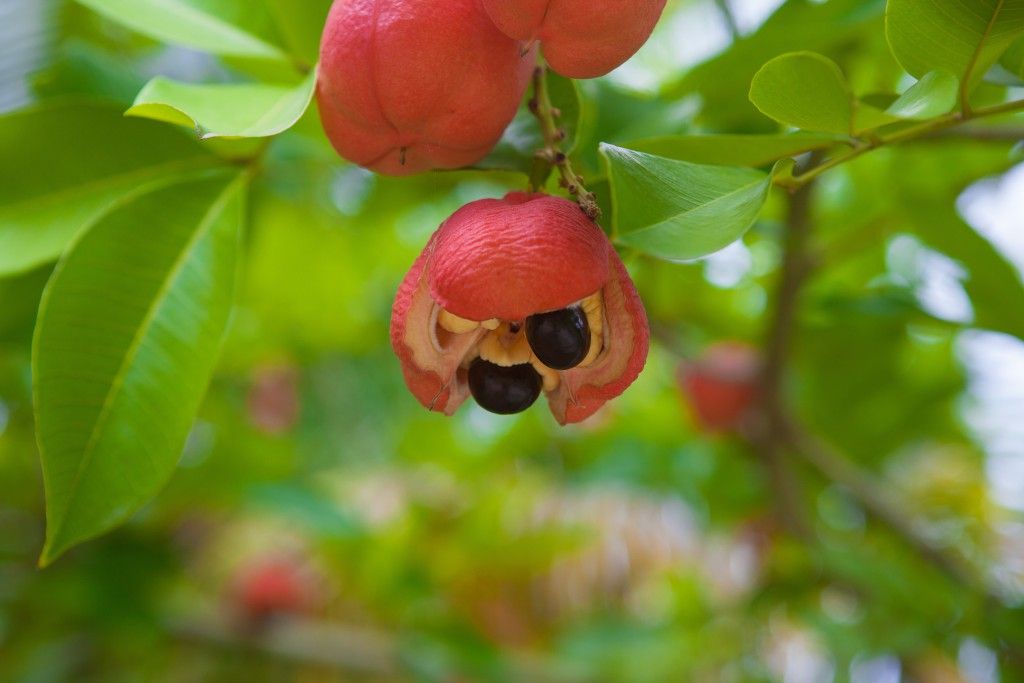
xmin=391 ymin=192 xmax=649 ymax=424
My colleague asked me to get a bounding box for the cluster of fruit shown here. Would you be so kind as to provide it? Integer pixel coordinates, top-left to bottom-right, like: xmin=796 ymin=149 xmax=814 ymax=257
xmin=315 ymin=1 xmax=666 ymax=422
xmin=316 ymin=0 xmax=667 ymax=175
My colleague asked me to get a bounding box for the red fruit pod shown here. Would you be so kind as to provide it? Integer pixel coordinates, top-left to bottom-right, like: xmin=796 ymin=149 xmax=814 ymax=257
xmin=316 ymin=0 xmax=536 ymax=175
xmin=232 ymin=557 xmax=315 ymax=623
xmin=678 ymin=342 xmax=761 ymax=433
xmin=481 ymin=0 xmax=667 ymax=79
xmin=391 ymin=193 xmax=649 ymax=425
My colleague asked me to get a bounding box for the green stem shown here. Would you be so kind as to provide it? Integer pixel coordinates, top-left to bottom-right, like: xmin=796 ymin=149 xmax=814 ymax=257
xmin=782 ymin=98 xmax=1024 ymax=189
xmin=529 ymin=64 xmax=601 ymax=220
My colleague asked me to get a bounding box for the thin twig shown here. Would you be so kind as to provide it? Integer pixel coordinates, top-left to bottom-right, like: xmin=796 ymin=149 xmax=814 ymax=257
xmin=920 ymin=124 xmax=1024 ymax=142
xmin=777 ymin=98 xmax=1024 ymax=190
xmin=528 ymin=64 xmax=601 ymax=220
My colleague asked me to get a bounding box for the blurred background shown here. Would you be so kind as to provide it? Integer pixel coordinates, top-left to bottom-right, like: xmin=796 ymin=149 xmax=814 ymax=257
xmin=1 ymin=0 xmax=1023 ymax=681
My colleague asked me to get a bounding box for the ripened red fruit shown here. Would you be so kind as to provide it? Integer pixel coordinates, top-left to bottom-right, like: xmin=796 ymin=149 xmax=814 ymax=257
xmin=678 ymin=342 xmax=761 ymax=433
xmin=232 ymin=557 xmax=314 ymax=623
xmin=391 ymin=192 xmax=649 ymax=425
xmin=480 ymin=0 xmax=667 ymax=79
xmin=316 ymin=0 xmax=536 ymax=175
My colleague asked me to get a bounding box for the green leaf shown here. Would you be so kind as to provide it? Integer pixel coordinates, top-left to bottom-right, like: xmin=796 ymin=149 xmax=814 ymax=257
xmin=477 ymin=72 xmax=581 ymax=174
xmin=749 ymin=51 xmax=942 ymax=134
xmin=126 ymin=68 xmax=317 ymax=139
xmin=265 ymin=0 xmax=332 ymax=66
xmin=886 ymin=0 xmax=1024 ymax=91
xmin=0 ymin=101 xmax=221 ymax=278
xmin=1001 ymin=35 xmax=1024 ymax=79
xmin=884 ymin=70 xmax=959 ymax=119
xmin=34 ymin=171 xmax=246 ymax=565
xmin=851 ymin=100 xmax=903 ymax=132
xmin=74 ymin=0 xmax=291 ymax=63
xmin=669 ymin=0 xmax=886 ymax=130
xmin=600 ymin=144 xmax=771 ymax=262
xmin=32 ymin=42 xmax=148 ymax=105
xmin=623 ymin=133 xmax=844 ymax=168
xmin=749 ymin=52 xmax=854 ymax=135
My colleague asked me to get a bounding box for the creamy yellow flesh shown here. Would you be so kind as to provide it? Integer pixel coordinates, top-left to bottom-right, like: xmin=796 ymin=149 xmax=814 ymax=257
xmin=435 ymin=292 xmax=605 ymax=393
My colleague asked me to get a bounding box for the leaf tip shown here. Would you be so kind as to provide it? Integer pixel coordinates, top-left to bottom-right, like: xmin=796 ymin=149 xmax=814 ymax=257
xmin=37 ymin=536 xmax=65 ymax=569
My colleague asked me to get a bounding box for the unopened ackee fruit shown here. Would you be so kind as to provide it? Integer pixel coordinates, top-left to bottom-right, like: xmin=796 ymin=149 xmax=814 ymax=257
xmin=317 ymin=0 xmax=535 ymax=175
xmin=678 ymin=342 xmax=761 ymax=433
xmin=232 ymin=557 xmax=314 ymax=623
xmin=481 ymin=0 xmax=667 ymax=78
xmin=391 ymin=192 xmax=649 ymax=424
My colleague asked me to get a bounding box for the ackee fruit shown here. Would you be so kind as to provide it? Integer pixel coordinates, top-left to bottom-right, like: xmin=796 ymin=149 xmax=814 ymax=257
xmin=678 ymin=342 xmax=761 ymax=433
xmin=480 ymin=0 xmax=667 ymax=78
xmin=317 ymin=0 xmax=536 ymax=175
xmin=391 ymin=192 xmax=649 ymax=424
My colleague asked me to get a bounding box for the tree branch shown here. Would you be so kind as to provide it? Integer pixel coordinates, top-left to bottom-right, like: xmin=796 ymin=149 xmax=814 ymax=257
xmin=777 ymin=416 xmax=993 ymax=596
xmin=777 ymin=98 xmax=1024 ymax=190
xmin=750 ymin=179 xmax=818 ymax=539
xmin=920 ymin=124 xmax=1024 ymax=142
xmin=752 ymin=169 xmax=995 ymax=597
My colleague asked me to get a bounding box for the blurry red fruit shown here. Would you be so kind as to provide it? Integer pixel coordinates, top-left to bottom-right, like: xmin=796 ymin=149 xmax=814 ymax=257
xmin=233 ymin=557 xmax=313 ymax=623
xmin=679 ymin=342 xmax=761 ymax=433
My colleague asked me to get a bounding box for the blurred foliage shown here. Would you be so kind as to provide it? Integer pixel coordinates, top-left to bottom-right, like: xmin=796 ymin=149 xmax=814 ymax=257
xmin=1 ymin=0 xmax=1024 ymax=681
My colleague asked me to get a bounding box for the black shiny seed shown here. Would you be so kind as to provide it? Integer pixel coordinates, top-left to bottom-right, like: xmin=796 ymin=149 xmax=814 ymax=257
xmin=468 ymin=359 xmax=542 ymax=415
xmin=525 ymin=306 xmax=590 ymax=370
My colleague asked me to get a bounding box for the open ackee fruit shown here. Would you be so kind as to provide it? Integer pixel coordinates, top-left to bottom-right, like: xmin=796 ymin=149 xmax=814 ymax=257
xmin=391 ymin=192 xmax=649 ymax=424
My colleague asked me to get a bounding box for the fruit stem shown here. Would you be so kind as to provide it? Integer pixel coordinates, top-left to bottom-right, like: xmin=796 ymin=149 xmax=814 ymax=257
xmin=528 ymin=63 xmax=602 ymax=221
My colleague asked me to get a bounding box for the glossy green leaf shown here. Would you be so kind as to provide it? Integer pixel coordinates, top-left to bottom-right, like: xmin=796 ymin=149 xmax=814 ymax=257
xmin=265 ymin=0 xmax=332 ymax=66
xmin=668 ymin=0 xmax=886 ymax=130
xmin=34 ymin=172 xmax=246 ymax=565
xmin=885 ymin=70 xmax=959 ymax=119
xmin=852 ymin=100 xmax=903 ymax=132
xmin=886 ymin=0 xmax=1024 ymax=91
xmin=749 ymin=52 xmax=854 ymax=135
xmin=32 ymin=42 xmax=147 ymax=105
xmin=0 ymin=101 xmax=221 ymax=278
xmin=74 ymin=0 xmax=290 ymax=63
xmin=126 ymin=68 xmax=317 ymax=139
xmin=749 ymin=51 xmax=942 ymax=134
xmin=623 ymin=133 xmax=844 ymax=168
xmin=600 ymin=144 xmax=771 ymax=262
